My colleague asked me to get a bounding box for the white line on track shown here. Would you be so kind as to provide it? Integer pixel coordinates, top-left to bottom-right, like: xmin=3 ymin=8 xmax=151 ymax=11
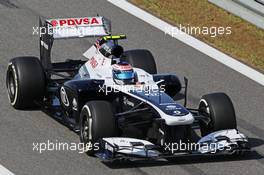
xmin=108 ymin=0 xmax=264 ymax=86
xmin=0 ymin=165 xmax=15 ymax=175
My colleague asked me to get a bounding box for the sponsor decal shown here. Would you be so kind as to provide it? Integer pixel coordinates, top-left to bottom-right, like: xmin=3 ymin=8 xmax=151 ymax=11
xmin=72 ymin=98 xmax=78 ymax=111
xmin=101 ymin=58 xmax=106 ymax=66
xmin=165 ymin=105 xmax=177 ymax=110
xmin=112 ymin=64 xmax=132 ymax=71
xmin=50 ymin=17 xmax=100 ymax=27
xmin=144 ymin=92 xmax=160 ymax=96
xmin=165 ymin=105 xmax=182 ymax=111
xmin=123 ymin=97 xmax=135 ymax=107
xmin=173 ymin=110 xmax=182 ymax=115
xmin=50 ymin=20 xmax=58 ymax=26
xmin=60 ymin=87 xmax=69 ymax=107
xmin=90 ymin=57 xmax=98 ymax=68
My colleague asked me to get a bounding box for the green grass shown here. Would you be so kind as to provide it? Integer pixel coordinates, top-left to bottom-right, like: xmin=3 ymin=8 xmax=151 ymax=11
xmin=130 ymin=0 xmax=264 ymax=73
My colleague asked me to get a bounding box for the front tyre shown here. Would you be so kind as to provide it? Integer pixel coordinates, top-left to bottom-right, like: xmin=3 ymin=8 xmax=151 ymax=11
xmin=79 ymin=101 xmax=117 ymax=155
xmin=198 ymin=93 xmax=237 ymax=136
xmin=6 ymin=57 xmax=46 ymax=109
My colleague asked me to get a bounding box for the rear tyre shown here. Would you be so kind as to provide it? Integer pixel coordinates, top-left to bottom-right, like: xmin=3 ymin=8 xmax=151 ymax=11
xmin=198 ymin=93 xmax=237 ymax=136
xmin=121 ymin=49 xmax=157 ymax=74
xmin=6 ymin=57 xmax=46 ymax=109
xmin=79 ymin=101 xmax=117 ymax=155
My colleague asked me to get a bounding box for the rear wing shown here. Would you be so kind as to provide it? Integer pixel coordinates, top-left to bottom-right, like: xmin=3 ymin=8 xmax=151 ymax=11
xmin=39 ymin=16 xmax=111 ymax=70
xmin=46 ymin=16 xmax=111 ymax=39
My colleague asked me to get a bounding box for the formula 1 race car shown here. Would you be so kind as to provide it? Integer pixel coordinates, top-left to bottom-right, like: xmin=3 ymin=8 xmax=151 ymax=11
xmin=6 ymin=16 xmax=249 ymax=161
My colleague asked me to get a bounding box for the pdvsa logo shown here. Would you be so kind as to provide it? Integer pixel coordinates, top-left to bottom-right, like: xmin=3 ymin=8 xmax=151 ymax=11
xmin=50 ymin=17 xmax=100 ymax=27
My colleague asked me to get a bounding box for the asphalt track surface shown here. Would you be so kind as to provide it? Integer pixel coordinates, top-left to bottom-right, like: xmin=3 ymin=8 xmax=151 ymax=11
xmin=0 ymin=0 xmax=263 ymax=175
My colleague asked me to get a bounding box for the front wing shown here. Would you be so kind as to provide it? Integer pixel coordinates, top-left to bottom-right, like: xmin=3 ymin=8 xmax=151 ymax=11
xmin=95 ymin=129 xmax=250 ymax=161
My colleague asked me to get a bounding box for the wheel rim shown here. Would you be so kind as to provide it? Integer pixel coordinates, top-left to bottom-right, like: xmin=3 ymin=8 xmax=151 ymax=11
xmin=199 ymin=100 xmax=212 ymax=135
xmin=81 ymin=110 xmax=92 ymax=143
xmin=83 ymin=116 xmax=89 ymax=141
xmin=7 ymin=69 xmax=16 ymax=102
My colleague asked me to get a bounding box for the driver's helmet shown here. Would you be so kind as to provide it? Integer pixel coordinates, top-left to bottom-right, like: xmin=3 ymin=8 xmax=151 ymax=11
xmin=112 ymin=62 xmax=135 ymax=85
xmin=99 ymin=40 xmax=123 ymax=58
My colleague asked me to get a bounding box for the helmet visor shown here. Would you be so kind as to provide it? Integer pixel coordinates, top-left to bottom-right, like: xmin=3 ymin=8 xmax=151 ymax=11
xmin=114 ymin=70 xmax=135 ymax=80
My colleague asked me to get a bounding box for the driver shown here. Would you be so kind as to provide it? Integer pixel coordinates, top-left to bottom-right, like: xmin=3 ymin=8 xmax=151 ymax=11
xmin=112 ymin=62 xmax=136 ymax=85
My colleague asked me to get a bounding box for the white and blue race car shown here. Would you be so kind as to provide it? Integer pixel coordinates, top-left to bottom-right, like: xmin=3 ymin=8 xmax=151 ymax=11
xmin=6 ymin=16 xmax=249 ymax=161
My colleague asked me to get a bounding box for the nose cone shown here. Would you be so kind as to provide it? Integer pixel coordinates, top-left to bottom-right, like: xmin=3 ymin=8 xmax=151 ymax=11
xmin=159 ymin=103 xmax=190 ymax=116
